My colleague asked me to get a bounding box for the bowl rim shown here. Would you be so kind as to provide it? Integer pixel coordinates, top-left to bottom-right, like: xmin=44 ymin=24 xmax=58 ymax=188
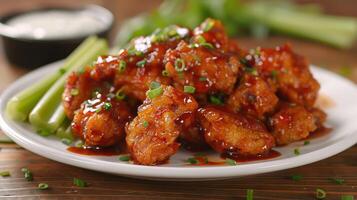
xmin=0 ymin=4 xmax=114 ymax=42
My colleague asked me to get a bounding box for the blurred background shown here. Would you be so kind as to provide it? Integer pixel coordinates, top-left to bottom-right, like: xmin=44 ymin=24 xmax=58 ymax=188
xmin=0 ymin=0 xmax=357 ymax=90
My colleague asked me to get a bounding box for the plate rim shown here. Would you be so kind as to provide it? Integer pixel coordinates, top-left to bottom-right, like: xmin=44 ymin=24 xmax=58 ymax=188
xmin=1 ymin=61 xmax=357 ymax=180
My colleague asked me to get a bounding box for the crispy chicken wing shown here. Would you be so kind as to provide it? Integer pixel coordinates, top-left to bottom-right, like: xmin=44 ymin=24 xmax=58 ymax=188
xmin=71 ymin=90 xmax=133 ymax=147
xmin=198 ymin=107 xmax=275 ymax=156
xmin=227 ymin=74 xmax=278 ymax=119
xmin=126 ymin=85 xmax=198 ymax=165
xmin=244 ymin=44 xmax=320 ymax=107
xmin=268 ymin=104 xmax=317 ymax=145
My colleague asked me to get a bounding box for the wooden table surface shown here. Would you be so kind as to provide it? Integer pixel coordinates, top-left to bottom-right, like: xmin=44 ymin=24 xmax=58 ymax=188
xmin=0 ymin=0 xmax=357 ymax=199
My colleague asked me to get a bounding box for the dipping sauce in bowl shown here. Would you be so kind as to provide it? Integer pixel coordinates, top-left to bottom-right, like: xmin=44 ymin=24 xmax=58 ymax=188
xmin=0 ymin=5 xmax=113 ymax=68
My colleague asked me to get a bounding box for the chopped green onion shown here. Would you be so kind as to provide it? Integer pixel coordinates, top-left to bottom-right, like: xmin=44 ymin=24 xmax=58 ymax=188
xmin=58 ymin=68 xmax=66 ymax=74
xmin=246 ymin=189 xmax=254 ymax=200
xmin=195 ymin=35 xmax=214 ymax=49
xmin=209 ymin=95 xmax=224 ymax=105
xmin=162 ymin=70 xmax=170 ymax=76
xmin=202 ymin=19 xmax=215 ymax=32
xmin=150 ymin=81 xmax=161 ymax=90
xmin=294 ymin=148 xmax=300 ymax=155
xmin=244 ymin=67 xmax=258 ymax=76
xmin=0 ymin=171 xmax=10 ymax=177
xmin=184 ymin=85 xmax=196 ymax=94
xmin=341 ymin=195 xmax=354 ymax=200
xmin=142 ymin=120 xmax=149 ymax=128
xmin=187 ymin=157 xmax=198 ymax=164
xmin=38 ymin=183 xmax=49 ymax=190
xmin=115 ymin=89 xmax=126 ymax=100
xmin=304 ymin=141 xmax=310 ymax=145
xmin=37 ymin=129 xmax=51 ymax=137
xmin=174 ymin=58 xmax=185 ymax=72
xmin=21 ymin=168 xmax=33 ymax=181
xmin=73 ymin=178 xmax=87 ymax=187
xmin=118 ymin=60 xmax=127 ymax=73
xmin=136 ymin=59 xmax=147 ymax=68
xmin=225 ymin=158 xmax=237 ymax=166
xmin=316 ymin=188 xmax=326 ymax=199
xmin=75 ymin=140 xmax=84 ymax=148
xmin=61 ymin=138 xmax=72 ymax=146
xmin=271 ymin=70 xmax=278 ymax=79
xmin=328 ymin=177 xmax=345 ymax=185
xmin=339 ymin=66 xmax=352 ymax=77
xmin=291 ymin=174 xmax=303 ymax=181
xmin=103 ymin=102 xmax=112 ymax=110
xmin=119 ymin=155 xmax=130 ymax=162
xmin=199 ymin=76 xmax=207 ymax=81
xmin=147 ymin=87 xmax=163 ymax=99
xmin=128 ymin=47 xmax=144 ymax=57
xmin=70 ymin=88 xmax=79 ymax=96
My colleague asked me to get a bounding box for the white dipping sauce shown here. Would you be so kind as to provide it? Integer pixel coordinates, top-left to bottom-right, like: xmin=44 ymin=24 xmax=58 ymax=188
xmin=6 ymin=10 xmax=107 ymax=39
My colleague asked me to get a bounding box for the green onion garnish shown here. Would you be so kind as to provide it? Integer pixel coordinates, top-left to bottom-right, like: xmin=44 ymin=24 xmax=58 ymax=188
xmin=174 ymin=58 xmax=185 ymax=72
xmin=202 ymin=19 xmax=215 ymax=32
xmin=37 ymin=129 xmax=51 ymax=137
xmin=304 ymin=141 xmax=310 ymax=145
xmin=73 ymin=178 xmax=87 ymax=187
xmin=209 ymin=95 xmax=223 ymax=105
xmin=328 ymin=177 xmax=345 ymax=185
xmin=59 ymin=68 xmax=66 ymax=74
xmin=21 ymin=168 xmax=33 ymax=181
xmin=70 ymin=88 xmax=79 ymax=96
xmin=118 ymin=60 xmax=126 ymax=73
xmin=291 ymin=174 xmax=303 ymax=181
xmin=136 ymin=59 xmax=147 ymax=68
xmin=341 ymin=195 xmax=354 ymax=200
xmin=128 ymin=47 xmax=144 ymax=57
xmin=271 ymin=70 xmax=278 ymax=79
xmin=316 ymin=188 xmax=326 ymax=199
xmin=75 ymin=140 xmax=84 ymax=148
xmin=195 ymin=35 xmax=214 ymax=49
xmin=38 ymin=183 xmax=49 ymax=190
xmin=61 ymin=138 xmax=72 ymax=146
xmin=246 ymin=189 xmax=254 ymax=200
xmin=225 ymin=158 xmax=237 ymax=166
xmin=0 ymin=171 xmax=10 ymax=177
xmin=294 ymin=148 xmax=300 ymax=155
xmin=162 ymin=70 xmax=170 ymax=77
xmin=244 ymin=67 xmax=258 ymax=76
xmin=147 ymin=87 xmax=163 ymax=99
xmin=150 ymin=81 xmax=161 ymax=90
xmin=103 ymin=102 xmax=112 ymax=110
xmin=184 ymin=85 xmax=196 ymax=94
xmin=116 ymin=89 xmax=126 ymax=100
xmin=199 ymin=76 xmax=207 ymax=81
xmin=119 ymin=155 xmax=130 ymax=162
xmin=187 ymin=157 xmax=198 ymax=164
xmin=142 ymin=120 xmax=149 ymax=128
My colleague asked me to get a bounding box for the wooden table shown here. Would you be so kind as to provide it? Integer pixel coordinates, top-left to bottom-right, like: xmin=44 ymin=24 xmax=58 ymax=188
xmin=0 ymin=0 xmax=357 ymax=199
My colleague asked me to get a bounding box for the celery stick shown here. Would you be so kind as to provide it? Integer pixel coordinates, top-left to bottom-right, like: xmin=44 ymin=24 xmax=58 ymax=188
xmin=29 ymin=39 xmax=108 ymax=133
xmin=6 ymin=36 xmax=98 ymax=121
xmin=244 ymin=3 xmax=357 ymax=48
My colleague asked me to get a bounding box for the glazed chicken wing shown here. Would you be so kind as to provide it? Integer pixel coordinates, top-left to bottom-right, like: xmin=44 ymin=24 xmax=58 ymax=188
xmin=198 ymin=107 xmax=275 ymax=156
xmin=243 ymin=44 xmax=320 ymax=107
xmin=268 ymin=104 xmax=317 ymax=145
xmin=126 ymin=85 xmax=198 ymax=165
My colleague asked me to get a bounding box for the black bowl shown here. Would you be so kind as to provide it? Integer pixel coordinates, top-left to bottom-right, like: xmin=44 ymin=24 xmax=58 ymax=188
xmin=0 ymin=5 xmax=113 ymax=69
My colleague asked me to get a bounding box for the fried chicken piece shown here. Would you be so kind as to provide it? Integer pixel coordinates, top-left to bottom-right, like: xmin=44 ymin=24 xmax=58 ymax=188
xmin=227 ymin=74 xmax=278 ymax=119
xmin=114 ymin=26 xmax=191 ymax=101
xmin=164 ymin=41 xmax=240 ymax=95
xmin=72 ymin=92 xmax=133 ymax=147
xmin=198 ymin=107 xmax=275 ymax=156
xmin=126 ymin=85 xmax=198 ymax=165
xmin=268 ymin=104 xmax=317 ymax=145
xmin=244 ymin=44 xmax=320 ymax=107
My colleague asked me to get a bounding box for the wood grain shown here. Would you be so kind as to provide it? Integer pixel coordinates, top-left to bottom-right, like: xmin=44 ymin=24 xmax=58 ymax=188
xmin=0 ymin=0 xmax=357 ymax=199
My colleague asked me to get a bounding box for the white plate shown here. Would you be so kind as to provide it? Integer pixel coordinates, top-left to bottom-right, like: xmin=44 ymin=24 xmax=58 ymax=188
xmin=1 ymin=61 xmax=357 ymax=181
